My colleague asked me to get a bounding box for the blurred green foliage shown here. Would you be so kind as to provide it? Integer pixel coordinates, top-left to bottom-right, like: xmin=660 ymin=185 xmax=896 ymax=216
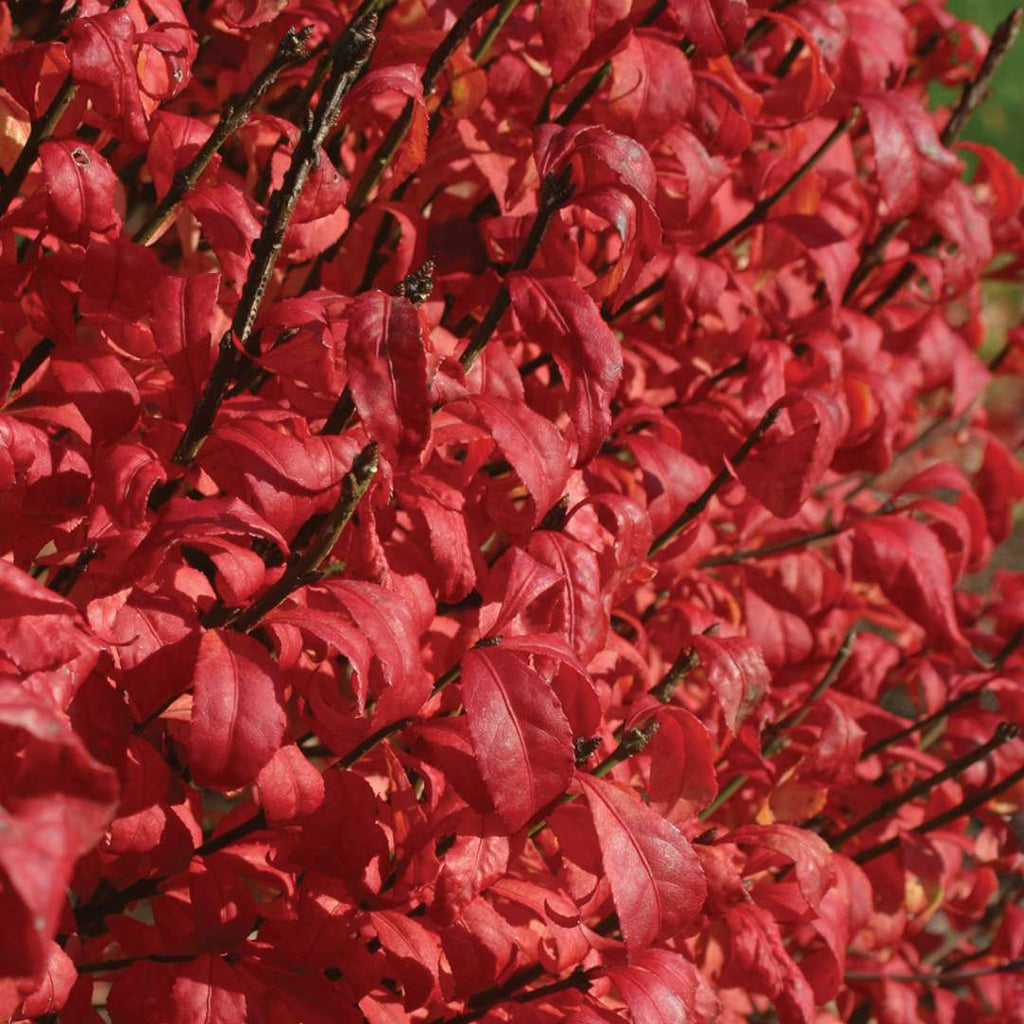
xmin=947 ymin=0 xmax=1024 ymax=168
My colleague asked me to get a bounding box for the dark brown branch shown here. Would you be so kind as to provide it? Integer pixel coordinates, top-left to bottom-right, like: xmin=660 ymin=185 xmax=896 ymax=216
xmin=73 ymin=807 xmax=270 ymax=936
xmin=648 ymin=407 xmax=779 ymax=556
xmin=287 ymin=0 xmax=385 ymax=125
xmin=861 ymin=685 xmax=986 ymax=759
xmin=7 ymin=337 xmax=55 ymax=398
xmin=943 ymin=8 xmax=1023 ymax=147
xmin=171 ymin=15 xmax=377 ymax=468
xmin=333 ymin=653 xmax=467 ymax=770
xmin=473 ymin=0 xmax=523 ymax=64
xmin=853 ymin=762 xmax=1024 ymax=864
xmin=698 ymin=502 xmax=894 ymax=569
xmin=307 ymin=0 xmax=500 ymax=289
xmin=832 ymin=723 xmax=1020 ymax=849
xmin=230 ymin=442 xmax=379 ymax=631
xmin=553 ymin=60 xmax=611 ymax=126
xmin=701 ymin=630 xmax=860 ymax=819
xmin=133 ymin=26 xmax=314 ymax=246
xmin=762 ymin=625 xmax=859 ymax=753
xmin=844 ymin=8 xmax=1022 ymax=307
xmin=859 ymin=624 xmax=1022 ymax=759
xmin=47 ymin=544 xmax=99 ymax=597
xmin=458 ymin=165 xmax=576 ymax=373
xmin=612 ymin=111 xmax=857 ymax=319
xmin=0 ymin=75 xmax=77 ymax=218
xmin=649 ymin=646 xmax=700 ymax=703
xmin=846 ymin=958 xmax=1024 ymax=986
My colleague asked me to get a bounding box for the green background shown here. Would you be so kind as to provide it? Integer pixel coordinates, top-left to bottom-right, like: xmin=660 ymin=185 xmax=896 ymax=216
xmin=947 ymin=0 xmax=1024 ymax=168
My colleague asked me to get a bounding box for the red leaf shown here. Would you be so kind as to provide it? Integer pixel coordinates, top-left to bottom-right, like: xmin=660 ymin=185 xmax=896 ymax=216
xmin=480 ymin=546 xmax=563 ymax=637
xmin=728 ymin=822 xmax=835 ymax=911
xmin=862 ymin=92 xmax=960 ymax=219
xmin=540 ymin=0 xmax=632 ymax=82
xmin=667 ymin=0 xmax=748 ymax=56
xmin=184 ymin=181 xmax=262 ymax=287
xmin=579 ymin=773 xmax=706 ymax=952
xmin=188 ymin=629 xmax=286 ymax=790
xmin=461 ymin=645 xmax=575 ymax=832
xmin=151 ymin=271 xmax=220 ymax=400
xmin=601 ymin=30 xmax=695 ymax=146
xmin=463 ymin=393 xmax=572 ymax=531
xmin=368 ymin=910 xmax=441 ymax=1010
xmin=38 ymin=140 xmax=120 ymax=243
xmin=851 ymin=515 xmax=967 ymax=648
xmin=691 ymin=633 xmax=770 ymax=733
xmin=509 ymin=274 xmax=622 ymax=464
xmin=535 ymin=124 xmax=662 ymax=305
xmin=0 ymin=682 xmax=118 ymax=977
xmin=717 ymin=903 xmax=815 ymax=1024
xmin=606 ymin=948 xmax=720 ymax=1023
xmin=68 ymin=10 xmax=148 ymax=145
xmin=345 ymin=291 xmax=431 ymax=466
xmin=737 ymin=390 xmax=844 ymax=518
xmin=342 ymin=65 xmax=428 ymax=196
xmin=644 ymin=706 xmax=718 ymax=824
xmin=527 ymin=531 xmax=609 ymax=663
xmin=256 ymin=744 xmax=325 ymax=824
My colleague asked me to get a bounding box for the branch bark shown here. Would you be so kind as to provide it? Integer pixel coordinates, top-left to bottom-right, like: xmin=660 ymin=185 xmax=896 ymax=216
xmin=170 ymin=14 xmax=378 ymax=469
xmin=134 ymin=26 xmax=314 ymax=246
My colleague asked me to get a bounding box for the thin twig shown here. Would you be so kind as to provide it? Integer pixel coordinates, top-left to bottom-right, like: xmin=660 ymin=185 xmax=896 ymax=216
xmin=612 ymin=111 xmax=857 ymax=319
xmin=171 ymin=15 xmax=377 ymax=468
xmin=832 ymin=723 xmax=1020 ymax=849
xmin=853 ymin=763 xmax=1024 ymax=864
xmin=648 ymin=407 xmax=779 ymax=556
xmin=701 ymin=631 xmax=860 ymax=820
xmin=458 ymin=165 xmax=576 ymax=372
xmin=698 ymin=502 xmax=894 ymax=569
xmin=134 ymin=26 xmax=314 ymax=246
xmin=0 ymin=75 xmax=78 ymax=218
xmin=846 ymin=957 xmax=1024 ymax=986
xmin=844 ymin=8 xmax=1022 ymax=306
xmin=307 ymin=0 xmax=501 ymax=289
xmin=230 ymin=442 xmax=379 ymax=631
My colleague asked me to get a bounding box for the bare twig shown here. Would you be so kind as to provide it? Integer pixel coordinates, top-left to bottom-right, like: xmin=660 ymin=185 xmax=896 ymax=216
xmin=844 ymin=8 xmax=1023 ymax=306
xmin=229 ymin=442 xmax=379 ymax=631
xmin=846 ymin=957 xmax=1024 ymax=986
xmin=458 ymin=165 xmax=576 ymax=373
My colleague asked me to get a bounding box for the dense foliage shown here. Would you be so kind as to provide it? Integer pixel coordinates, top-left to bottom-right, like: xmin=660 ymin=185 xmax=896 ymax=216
xmin=1 ymin=0 xmax=1023 ymax=1020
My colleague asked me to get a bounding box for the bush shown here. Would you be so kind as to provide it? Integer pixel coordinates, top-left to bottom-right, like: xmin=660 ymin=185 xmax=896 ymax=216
xmin=1 ymin=1 xmax=1023 ymax=1021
